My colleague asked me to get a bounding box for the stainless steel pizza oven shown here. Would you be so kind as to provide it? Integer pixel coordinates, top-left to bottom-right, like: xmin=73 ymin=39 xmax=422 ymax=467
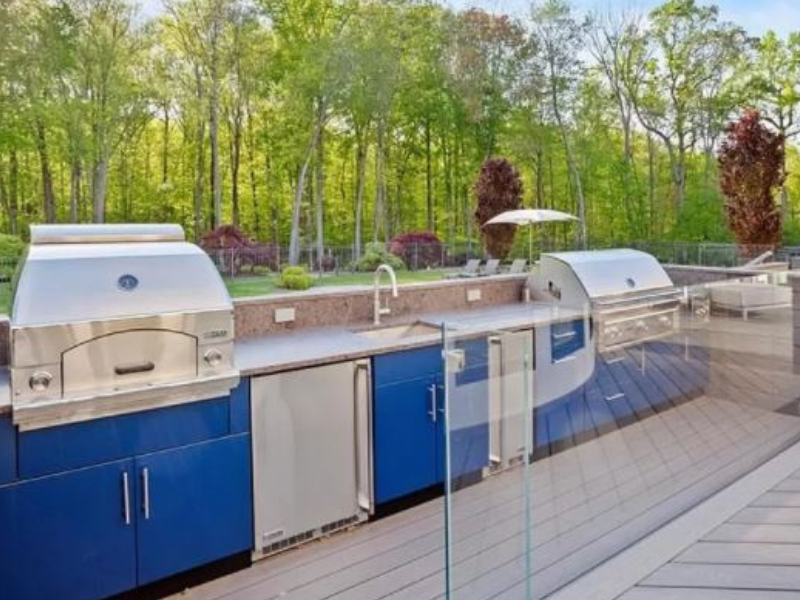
xmin=531 ymin=249 xmax=680 ymax=352
xmin=10 ymin=224 xmax=239 ymax=430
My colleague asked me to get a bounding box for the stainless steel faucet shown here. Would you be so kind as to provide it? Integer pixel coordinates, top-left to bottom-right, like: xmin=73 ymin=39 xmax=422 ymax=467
xmin=373 ymin=264 xmax=398 ymax=325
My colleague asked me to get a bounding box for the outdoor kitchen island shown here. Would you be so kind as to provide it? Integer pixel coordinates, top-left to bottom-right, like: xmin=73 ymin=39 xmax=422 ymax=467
xmin=0 ymin=229 xmax=781 ymax=600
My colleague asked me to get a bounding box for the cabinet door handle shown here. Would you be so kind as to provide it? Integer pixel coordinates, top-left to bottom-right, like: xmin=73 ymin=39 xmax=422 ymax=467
xmin=142 ymin=467 xmax=151 ymax=520
xmin=552 ymin=330 xmax=577 ymax=340
xmin=605 ymin=392 xmax=625 ymax=402
xmin=122 ymin=472 xmax=131 ymax=526
xmin=428 ymin=384 xmax=437 ymax=423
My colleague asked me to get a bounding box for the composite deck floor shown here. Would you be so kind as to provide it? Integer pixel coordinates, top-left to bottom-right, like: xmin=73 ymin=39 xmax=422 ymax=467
xmin=619 ymin=465 xmax=800 ymax=600
xmin=171 ymin=311 xmax=800 ymax=600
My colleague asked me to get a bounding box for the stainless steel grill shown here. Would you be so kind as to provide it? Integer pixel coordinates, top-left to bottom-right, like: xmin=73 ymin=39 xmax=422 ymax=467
xmin=530 ymin=249 xmax=680 ymax=352
xmin=10 ymin=224 xmax=239 ymax=430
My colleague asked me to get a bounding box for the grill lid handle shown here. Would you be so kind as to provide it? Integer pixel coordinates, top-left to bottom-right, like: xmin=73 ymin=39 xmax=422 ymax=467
xmin=114 ymin=361 xmax=156 ymax=376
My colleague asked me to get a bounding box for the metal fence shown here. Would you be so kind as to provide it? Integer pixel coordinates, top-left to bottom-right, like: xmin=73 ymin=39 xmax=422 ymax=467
xmin=208 ymin=240 xmax=800 ymax=277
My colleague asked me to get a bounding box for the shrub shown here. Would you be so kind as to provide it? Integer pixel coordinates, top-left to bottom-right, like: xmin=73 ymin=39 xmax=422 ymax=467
xmin=0 ymin=234 xmax=25 ymax=282
xmin=277 ymin=266 xmax=314 ymax=291
xmin=389 ymin=232 xmax=443 ymax=269
xmin=474 ymin=158 xmax=523 ymax=259
xmin=353 ymin=242 xmax=406 ymax=272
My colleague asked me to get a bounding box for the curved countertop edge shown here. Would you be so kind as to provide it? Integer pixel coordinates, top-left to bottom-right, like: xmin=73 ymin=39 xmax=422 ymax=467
xmin=235 ymin=301 xmax=587 ymax=377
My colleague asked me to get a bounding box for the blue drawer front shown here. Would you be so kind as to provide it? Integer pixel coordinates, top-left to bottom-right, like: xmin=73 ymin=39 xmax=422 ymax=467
xmin=551 ymin=319 xmax=585 ymax=363
xmin=0 ymin=416 xmax=16 ymax=485
xmin=18 ymin=397 xmax=230 ymax=479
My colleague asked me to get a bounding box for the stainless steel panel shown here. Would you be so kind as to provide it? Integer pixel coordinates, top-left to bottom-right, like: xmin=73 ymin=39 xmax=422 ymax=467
xmin=541 ymin=249 xmax=673 ymax=299
xmin=11 ymin=310 xmax=233 ymax=367
xmin=12 ymin=242 xmax=230 ymax=326
xmin=354 ymin=360 xmax=374 ymax=513
xmin=30 ymin=224 xmax=185 ymax=245
xmin=12 ymin=371 xmax=239 ymax=431
xmin=488 ymin=331 xmax=533 ymax=471
xmin=62 ymin=330 xmax=197 ymax=397
xmin=251 ymin=361 xmax=369 ymax=558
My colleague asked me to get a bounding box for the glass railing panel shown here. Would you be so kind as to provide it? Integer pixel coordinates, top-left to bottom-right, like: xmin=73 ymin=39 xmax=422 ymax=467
xmin=443 ymin=323 xmax=534 ymax=600
xmin=443 ymin=269 xmax=800 ymax=598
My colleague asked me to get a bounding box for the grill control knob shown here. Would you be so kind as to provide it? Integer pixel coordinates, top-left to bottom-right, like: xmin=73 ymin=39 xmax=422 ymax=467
xmin=204 ymin=348 xmax=224 ymax=368
xmin=29 ymin=371 xmax=53 ymax=392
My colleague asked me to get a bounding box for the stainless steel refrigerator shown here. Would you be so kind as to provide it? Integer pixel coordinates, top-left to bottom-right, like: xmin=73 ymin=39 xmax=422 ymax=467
xmin=250 ymin=359 xmax=373 ymax=558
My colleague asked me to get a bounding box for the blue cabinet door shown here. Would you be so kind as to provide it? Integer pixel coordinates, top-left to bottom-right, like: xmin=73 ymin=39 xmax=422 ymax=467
xmin=373 ymin=375 xmax=439 ymax=503
xmin=135 ymin=434 xmax=253 ymax=585
xmin=0 ymin=460 xmax=137 ymax=600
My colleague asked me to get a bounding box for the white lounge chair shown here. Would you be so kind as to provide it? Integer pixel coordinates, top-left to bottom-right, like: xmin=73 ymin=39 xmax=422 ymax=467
xmin=482 ymin=259 xmax=501 ymax=276
xmin=508 ymin=259 xmax=527 ymax=274
xmin=709 ymin=281 xmax=791 ymax=320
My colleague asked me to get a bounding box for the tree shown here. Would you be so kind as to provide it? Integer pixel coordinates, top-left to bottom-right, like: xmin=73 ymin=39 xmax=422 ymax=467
xmin=718 ymin=110 xmax=784 ymax=246
xmin=445 ymin=9 xmax=531 ymax=161
xmin=531 ymin=0 xmax=588 ymax=247
xmin=625 ymin=0 xmax=746 ymax=215
xmin=75 ymin=0 xmax=150 ymax=223
xmin=749 ymin=31 xmax=800 ymax=216
xmin=474 ymin=158 xmax=523 ymax=259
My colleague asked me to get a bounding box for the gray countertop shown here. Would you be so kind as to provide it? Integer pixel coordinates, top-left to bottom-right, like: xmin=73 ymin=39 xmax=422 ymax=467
xmin=0 ymin=301 xmax=583 ymax=416
xmin=235 ymin=301 xmax=584 ymax=377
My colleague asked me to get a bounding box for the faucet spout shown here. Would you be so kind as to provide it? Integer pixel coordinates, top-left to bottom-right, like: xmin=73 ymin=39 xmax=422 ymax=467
xmin=373 ymin=264 xmax=399 ymax=325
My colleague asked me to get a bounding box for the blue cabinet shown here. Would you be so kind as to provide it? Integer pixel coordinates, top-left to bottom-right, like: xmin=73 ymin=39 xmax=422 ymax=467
xmin=373 ymin=340 xmax=489 ymax=505
xmin=373 ymin=346 xmax=443 ymax=504
xmin=136 ymin=434 xmax=253 ymax=584
xmin=551 ymin=319 xmax=586 ymax=363
xmin=0 ymin=459 xmax=137 ymax=600
xmin=0 ymin=433 xmax=252 ymax=600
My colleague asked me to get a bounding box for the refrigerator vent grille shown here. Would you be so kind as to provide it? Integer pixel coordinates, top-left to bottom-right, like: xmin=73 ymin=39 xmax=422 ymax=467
xmin=260 ymin=515 xmax=362 ymax=557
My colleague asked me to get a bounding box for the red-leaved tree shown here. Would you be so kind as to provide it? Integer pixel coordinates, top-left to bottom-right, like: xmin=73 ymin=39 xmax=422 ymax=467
xmin=474 ymin=158 xmax=523 ymax=259
xmin=718 ymin=110 xmax=785 ymax=247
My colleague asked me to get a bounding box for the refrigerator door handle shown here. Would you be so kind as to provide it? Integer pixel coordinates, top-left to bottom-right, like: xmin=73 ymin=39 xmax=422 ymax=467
xmin=354 ymin=360 xmax=374 ymax=514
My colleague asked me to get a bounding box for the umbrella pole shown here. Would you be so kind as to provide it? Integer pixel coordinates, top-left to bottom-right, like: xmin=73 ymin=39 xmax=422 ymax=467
xmin=528 ymin=226 xmax=533 ymax=265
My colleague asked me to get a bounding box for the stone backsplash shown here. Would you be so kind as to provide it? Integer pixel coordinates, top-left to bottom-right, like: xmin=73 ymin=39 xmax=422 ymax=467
xmin=233 ymin=274 xmax=528 ymax=338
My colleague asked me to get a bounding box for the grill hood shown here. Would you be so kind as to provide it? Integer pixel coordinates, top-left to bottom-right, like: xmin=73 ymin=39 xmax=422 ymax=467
xmin=13 ymin=240 xmax=231 ymax=327
xmin=541 ymin=249 xmax=674 ymax=299
xmin=10 ymin=224 xmax=239 ymax=430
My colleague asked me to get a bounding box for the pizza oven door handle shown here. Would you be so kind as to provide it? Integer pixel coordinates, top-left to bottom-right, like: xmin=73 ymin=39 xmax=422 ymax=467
xmin=114 ymin=361 xmax=156 ymax=376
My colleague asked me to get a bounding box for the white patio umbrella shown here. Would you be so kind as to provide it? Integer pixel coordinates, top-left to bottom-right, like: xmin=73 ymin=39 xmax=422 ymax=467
xmin=483 ymin=209 xmax=580 ymax=264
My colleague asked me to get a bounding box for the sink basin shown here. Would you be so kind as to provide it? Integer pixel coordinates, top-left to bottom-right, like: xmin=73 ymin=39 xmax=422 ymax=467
xmin=355 ymin=322 xmax=441 ymax=342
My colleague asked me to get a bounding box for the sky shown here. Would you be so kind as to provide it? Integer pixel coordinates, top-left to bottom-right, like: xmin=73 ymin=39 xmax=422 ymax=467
xmin=139 ymin=0 xmax=800 ymax=37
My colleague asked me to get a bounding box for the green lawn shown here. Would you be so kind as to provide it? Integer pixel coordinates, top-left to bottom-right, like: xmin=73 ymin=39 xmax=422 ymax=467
xmin=225 ymin=269 xmax=449 ymax=298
